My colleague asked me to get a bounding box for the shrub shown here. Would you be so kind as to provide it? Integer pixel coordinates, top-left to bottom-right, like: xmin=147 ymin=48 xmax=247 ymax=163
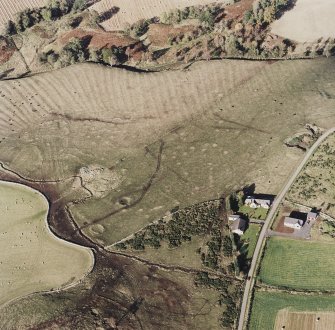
xmin=130 ymin=19 xmax=151 ymax=38
xmin=4 ymin=20 xmax=16 ymax=35
xmin=72 ymin=0 xmax=89 ymax=12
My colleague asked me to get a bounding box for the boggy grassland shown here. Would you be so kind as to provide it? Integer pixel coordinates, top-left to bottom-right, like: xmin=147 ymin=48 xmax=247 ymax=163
xmin=1 ymin=58 xmax=335 ymax=247
xmin=1 ymin=58 xmax=335 ymax=328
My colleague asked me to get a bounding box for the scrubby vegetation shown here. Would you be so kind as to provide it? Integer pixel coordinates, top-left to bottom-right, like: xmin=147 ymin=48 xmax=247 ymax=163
xmin=4 ymin=0 xmax=94 ymax=35
xmin=161 ymin=4 xmax=225 ymax=30
xmin=319 ymin=220 xmax=335 ymax=238
xmin=245 ymin=0 xmax=294 ymax=26
xmin=195 ymin=272 xmax=242 ymax=328
xmin=115 ymin=200 xmax=235 ymax=272
xmin=154 ymin=0 xmax=297 ymax=60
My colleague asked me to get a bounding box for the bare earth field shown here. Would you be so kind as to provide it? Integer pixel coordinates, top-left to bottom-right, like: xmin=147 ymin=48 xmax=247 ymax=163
xmin=90 ymin=0 xmax=231 ymax=31
xmin=275 ymin=310 xmax=335 ymax=330
xmin=0 ymin=180 xmax=93 ymax=307
xmin=271 ymin=0 xmax=335 ymax=42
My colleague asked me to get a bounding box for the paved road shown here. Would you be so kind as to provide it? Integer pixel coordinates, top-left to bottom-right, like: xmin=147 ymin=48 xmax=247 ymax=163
xmin=237 ymin=127 xmax=335 ymax=330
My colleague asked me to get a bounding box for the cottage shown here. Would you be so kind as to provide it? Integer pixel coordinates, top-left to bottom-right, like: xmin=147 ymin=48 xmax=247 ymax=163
xmin=231 ymin=218 xmax=246 ymax=236
xmin=245 ymin=196 xmax=271 ymax=209
xmin=284 ymin=217 xmax=304 ymax=229
xmin=228 ymin=214 xmax=241 ymax=222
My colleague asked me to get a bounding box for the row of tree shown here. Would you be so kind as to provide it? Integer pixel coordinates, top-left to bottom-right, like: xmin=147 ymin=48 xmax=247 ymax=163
xmin=39 ymin=37 xmax=128 ymax=68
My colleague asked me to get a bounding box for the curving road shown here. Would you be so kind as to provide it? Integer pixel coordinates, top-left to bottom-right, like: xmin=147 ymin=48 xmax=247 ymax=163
xmin=237 ymin=127 xmax=335 ymax=330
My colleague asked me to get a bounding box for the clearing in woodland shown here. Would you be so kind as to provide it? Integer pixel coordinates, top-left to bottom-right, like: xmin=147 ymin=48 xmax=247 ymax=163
xmin=0 ymin=180 xmax=93 ymax=307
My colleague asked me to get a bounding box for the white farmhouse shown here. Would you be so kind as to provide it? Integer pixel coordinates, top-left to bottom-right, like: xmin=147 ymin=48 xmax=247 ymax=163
xmin=245 ymin=196 xmax=271 ymax=209
xmin=284 ymin=217 xmax=304 ymax=229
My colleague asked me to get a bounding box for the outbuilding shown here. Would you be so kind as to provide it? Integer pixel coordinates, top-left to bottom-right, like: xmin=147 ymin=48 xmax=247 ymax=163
xmin=307 ymin=212 xmax=318 ymax=222
xmin=231 ymin=218 xmax=247 ymax=236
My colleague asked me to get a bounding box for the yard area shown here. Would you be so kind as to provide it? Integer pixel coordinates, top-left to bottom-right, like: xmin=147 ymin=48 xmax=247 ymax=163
xmin=259 ymin=237 xmax=335 ymax=291
xmin=249 ymin=290 xmax=335 ymax=330
xmin=238 ymin=205 xmax=268 ymax=220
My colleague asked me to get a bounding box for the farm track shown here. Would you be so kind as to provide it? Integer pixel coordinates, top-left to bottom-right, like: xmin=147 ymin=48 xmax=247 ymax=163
xmin=49 ymin=112 xmax=132 ymax=126
xmin=256 ymin=284 xmax=335 ymax=296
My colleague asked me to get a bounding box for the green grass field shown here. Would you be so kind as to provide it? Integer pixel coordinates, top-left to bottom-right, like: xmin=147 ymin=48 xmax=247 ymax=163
xmin=259 ymin=237 xmax=335 ymax=290
xmin=241 ymin=224 xmax=261 ymax=258
xmin=238 ymin=205 xmax=268 ymax=220
xmin=249 ymin=290 xmax=335 ymax=330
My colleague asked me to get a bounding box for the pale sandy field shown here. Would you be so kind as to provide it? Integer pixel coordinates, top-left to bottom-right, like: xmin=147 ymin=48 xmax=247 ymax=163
xmin=275 ymin=309 xmax=335 ymax=330
xmin=0 ymin=181 xmax=94 ymax=307
xmin=90 ymin=0 xmax=231 ymax=31
xmin=271 ymin=0 xmax=335 ymax=43
xmin=0 ymin=0 xmax=46 ymax=32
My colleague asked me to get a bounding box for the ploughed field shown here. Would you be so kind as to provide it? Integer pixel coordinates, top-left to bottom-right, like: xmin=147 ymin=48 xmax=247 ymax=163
xmin=275 ymin=310 xmax=335 ymax=330
xmin=0 ymin=181 xmax=93 ymax=307
xmin=259 ymin=237 xmax=335 ymax=291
